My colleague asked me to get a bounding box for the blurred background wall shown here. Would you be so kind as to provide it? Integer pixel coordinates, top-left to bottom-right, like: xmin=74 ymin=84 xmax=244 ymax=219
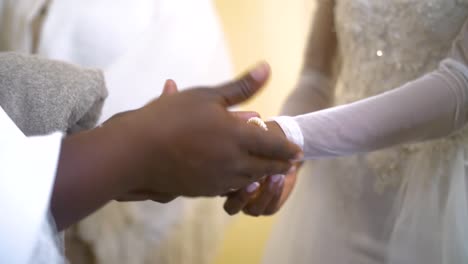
xmin=212 ymin=1 xmax=315 ymax=263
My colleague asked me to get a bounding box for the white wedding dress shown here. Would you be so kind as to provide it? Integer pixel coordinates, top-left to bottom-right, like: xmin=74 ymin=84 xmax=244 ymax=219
xmin=1 ymin=0 xmax=232 ymax=263
xmin=265 ymin=1 xmax=468 ymax=263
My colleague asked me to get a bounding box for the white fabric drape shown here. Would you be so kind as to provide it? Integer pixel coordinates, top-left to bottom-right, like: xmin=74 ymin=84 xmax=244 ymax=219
xmin=0 ymin=106 xmax=62 ymax=264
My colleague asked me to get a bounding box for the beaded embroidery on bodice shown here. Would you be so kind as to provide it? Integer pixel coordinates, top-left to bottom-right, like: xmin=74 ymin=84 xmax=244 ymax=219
xmin=334 ymin=0 xmax=468 ymax=191
xmin=335 ymin=0 xmax=468 ymax=103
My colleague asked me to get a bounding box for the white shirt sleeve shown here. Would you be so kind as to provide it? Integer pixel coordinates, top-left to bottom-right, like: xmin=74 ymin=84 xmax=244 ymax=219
xmin=0 ymin=106 xmax=62 ymax=264
xmin=274 ymin=20 xmax=468 ymax=160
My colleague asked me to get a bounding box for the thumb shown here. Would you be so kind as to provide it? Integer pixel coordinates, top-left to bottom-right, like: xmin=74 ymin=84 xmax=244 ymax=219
xmin=214 ymin=62 xmax=270 ymax=106
xmin=162 ymin=79 xmax=179 ymax=96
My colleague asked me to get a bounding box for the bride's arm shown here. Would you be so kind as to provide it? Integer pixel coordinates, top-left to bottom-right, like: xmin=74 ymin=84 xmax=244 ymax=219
xmin=281 ymin=0 xmax=337 ymax=116
xmin=273 ymin=19 xmax=468 ymax=160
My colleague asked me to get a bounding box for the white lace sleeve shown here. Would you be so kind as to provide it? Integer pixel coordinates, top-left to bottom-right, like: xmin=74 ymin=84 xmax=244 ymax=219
xmin=274 ymin=20 xmax=468 ymax=160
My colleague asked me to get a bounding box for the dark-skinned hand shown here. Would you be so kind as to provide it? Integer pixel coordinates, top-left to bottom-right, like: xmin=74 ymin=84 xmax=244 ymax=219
xmin=223 ymin=121 xmax=302 ymax=216
xmin=53 ymin=63 xmax=302 ymax=229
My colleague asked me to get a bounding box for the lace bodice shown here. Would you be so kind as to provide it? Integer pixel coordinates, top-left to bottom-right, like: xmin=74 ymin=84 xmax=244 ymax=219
xmin=332 ymin=0 xmax=468 ymax=191
xmin=335 ymin=0 xmax=468 ymax=104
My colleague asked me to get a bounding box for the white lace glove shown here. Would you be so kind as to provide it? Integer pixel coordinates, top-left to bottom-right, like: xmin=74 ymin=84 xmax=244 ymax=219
xmin=274 ymin=20 xmax=468 ymax=160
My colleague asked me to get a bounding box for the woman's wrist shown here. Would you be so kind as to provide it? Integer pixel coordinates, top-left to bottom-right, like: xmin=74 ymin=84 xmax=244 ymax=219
xmin=269 ymin=117 xmax=304 ymax=153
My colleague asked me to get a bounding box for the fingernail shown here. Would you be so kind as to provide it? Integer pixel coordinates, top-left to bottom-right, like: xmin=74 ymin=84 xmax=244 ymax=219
xmin=250 ymin=62 xmax=270 ymax=82
xmin=270 ymin=175 xmax=285 ymax=190
xmin=291 ymin=152 xmax=304 ymax=162
xmin=271 ymin=174 xmax=283 ymax=183
xmin=246 ymin=182 xmax=260 ymax=193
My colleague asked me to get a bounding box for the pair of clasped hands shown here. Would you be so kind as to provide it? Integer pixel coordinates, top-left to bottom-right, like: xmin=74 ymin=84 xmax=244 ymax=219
xmin=55 ymin=63 xmax=301 ymax=229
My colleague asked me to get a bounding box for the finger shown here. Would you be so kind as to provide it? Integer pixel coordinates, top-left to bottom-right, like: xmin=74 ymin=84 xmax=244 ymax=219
xmin=281 ymin=166 xmax=298 ymax=199
xmin=263 ymin=175 xmax=286 ymax=215
xmin=264 ymin=166 xmax=298 ymax=214
xmin=239 ymin=124 xmax=302 ymax=161
xmin=162 ymin=79 xmax=179 ymax=96
xmin=214 ymin=62 xmax=270 ymax=106
xmin=230 ymin=111 xmax=260 ymax=121
xmin=223 ymin=182 xmax=260 ymax=215
xmin=242 ymin=156 xmax=293 ymax=181
xmin=244 ymin=175 xmax=284 ymax=216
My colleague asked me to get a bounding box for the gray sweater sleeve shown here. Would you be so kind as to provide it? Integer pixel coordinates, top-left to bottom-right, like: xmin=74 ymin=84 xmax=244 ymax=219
xmin=0 ymin=52 xmax=108 ymax=136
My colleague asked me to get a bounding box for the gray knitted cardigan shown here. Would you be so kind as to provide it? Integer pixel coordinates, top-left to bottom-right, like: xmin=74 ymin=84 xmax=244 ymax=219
xmin=0 ymin=52 xmax=107 ymax=136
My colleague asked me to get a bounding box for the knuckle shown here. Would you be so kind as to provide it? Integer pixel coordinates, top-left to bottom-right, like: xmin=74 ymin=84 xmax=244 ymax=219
xmin=237 ymin=78 xmax=253 ymax=99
